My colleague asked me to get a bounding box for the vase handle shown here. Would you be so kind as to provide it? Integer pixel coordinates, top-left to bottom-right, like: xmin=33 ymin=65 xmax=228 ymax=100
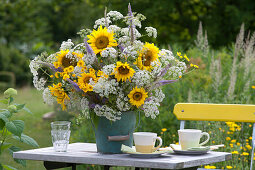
xmin=108 ymin=134 xmax=130 ymax=141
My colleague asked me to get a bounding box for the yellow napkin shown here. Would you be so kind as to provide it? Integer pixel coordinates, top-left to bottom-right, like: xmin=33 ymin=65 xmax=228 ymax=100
xmin=121 ymin=145 xmax=173 ymax=154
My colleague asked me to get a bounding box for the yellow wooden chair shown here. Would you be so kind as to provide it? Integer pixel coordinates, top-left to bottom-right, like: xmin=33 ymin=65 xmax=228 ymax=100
xmin=173 ymin=103 xmax=255 ymax=170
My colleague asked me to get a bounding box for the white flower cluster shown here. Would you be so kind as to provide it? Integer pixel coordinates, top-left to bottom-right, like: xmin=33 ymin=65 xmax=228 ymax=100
xmin=145 ymin=27 xmax=157 ymax=38
xmin=80 ymin=97 xmax=90 ymax=119
xmin=94 ymin=105 xmax=121 ymax=121
xmin=83 ymin=54 xmax=96 ymax=65
xmin=108 ymin=25 xmax=121 ymax=34
xmin=93 ymin=78 xmax=119 ymax=97
xmin=29 ymin=60 xmax=39 ymax=77
xmin=94 ymin=17 xmax=111 ymax=29
xmin=150 ymin=61 xmax=162 ymax=78
xmin=168 ymin=66 xmax=183 ymax=78
xmin=33 ymin=76 xmax=46 ymax=91
xmin=101 ymin=47 xmax=117 ymax=58
xmin=152 ymin=89 xmax=165 ymax=103
xmin=122 ymin=46 xmax=138 ymax=59
xmin=46 ymin=54 xmax=57 ymax=63
xmin=60 ymin=39 xmax=74 ymax=50
xmin=159 ymin=49 xmax=175 ymax=66
xmin=107 ymin=11 xmax=123 ymax=21
xmin=132 ymin=70 xmax=151 ymax=87
xmin=127 ymin=17 xmax=141 ymax=28
xmin=66 ymin=92 xmax=81 ymax=110
xmin=177 ymin=61 xmax=187 ymax=71
xmin=43 ymin=88 xmax=55 ymax=105
xmin=116 ymin=91 xmax=131 ymax=111
xmin=121 ymin=28 xmax=141 ymax=38
xmin=143 ymin=100 xmax=160 ymax=119
xmin=102 ymin=64 xmax=115 ymax=75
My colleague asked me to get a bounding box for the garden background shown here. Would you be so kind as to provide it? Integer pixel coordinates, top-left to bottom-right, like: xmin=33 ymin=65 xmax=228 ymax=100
xmin=1 ymin=0 xmax=255 ymax=169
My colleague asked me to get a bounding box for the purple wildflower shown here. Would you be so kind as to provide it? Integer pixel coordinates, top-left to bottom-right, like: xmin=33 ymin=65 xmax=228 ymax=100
xmin=84 ymin=38 xmax=95 ymax=55
xmin=128 ymin=3 xmax=135 ymax=44
xmin=118 ymin=44 xmax=125 ymax=52
xmin=156 ymin=80 xmax=178 ymax=86
xmin=157 ymin=63 xmax=171 ymax=77
xmin=66 ymin=78 xmax=82 ymax=92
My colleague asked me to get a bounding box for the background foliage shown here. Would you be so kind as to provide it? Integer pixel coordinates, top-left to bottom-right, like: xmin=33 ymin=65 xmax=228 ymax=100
xmin=1 ymin=0 xmax=255 ymax=86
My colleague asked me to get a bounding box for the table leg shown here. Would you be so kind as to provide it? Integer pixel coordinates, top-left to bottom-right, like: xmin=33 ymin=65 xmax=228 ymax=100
xmin=44 ymin=161 xmax=77 ymax=170
xmin=104 ymin=165 xmax=110 ymax=170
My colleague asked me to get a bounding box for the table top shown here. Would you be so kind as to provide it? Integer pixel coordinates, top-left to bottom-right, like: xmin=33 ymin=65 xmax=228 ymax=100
xmin=13 ymin=143 xmax=232 ymax=169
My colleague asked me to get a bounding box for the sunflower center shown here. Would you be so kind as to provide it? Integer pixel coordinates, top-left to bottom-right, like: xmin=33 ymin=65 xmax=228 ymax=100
xmin=118 ymin=66 xmax=130 ymax=75
xmin=84 ymin=76 xmax=93 ymax=84
xmin=95 ymin=36 xmax=109 ymax=49
xmin=62 ymin=56 xmax=77 ymax=68
xmin=133 ymin=92 xmax=142 ymax=101
xmin=143 ymin=51 xmax=153 ymax=66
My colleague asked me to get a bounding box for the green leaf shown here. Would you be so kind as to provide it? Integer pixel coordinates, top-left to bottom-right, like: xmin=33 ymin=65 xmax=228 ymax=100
xmin=22 ymin=106 xmax=32 ymax=114
xmin=14 ymin=158 xmax=26 ymax=167
xmin=13 ymin=134 xmax=39 ymax=147
xmin=9 ymin=97 xmax=14 ymax=104
xmin=8 ymin=145 xmax=20 ymax=154
xmin=0 ymin=164 xmax=3 ymax=170
xmin=8 ymin=146 xmax=26 ymax=167
xmin=0 ymin=119 xmax=5 ymax=130
xmin=15 ymin=104 xmax=25 ymax=110
xmin=0 ymin=143 xmax=12 ymax=153
xmin=0 ymin=114 xmax=8 ymax=123
xmin=6 ymin=120 xmax=24 ymax=136
xmin=0 ymin=110 xmax=11 ymax=118
xmin=2 ymin=165 xmax=17 ymax=170
xmin=0 ymin=99 xmax=8 ymax=104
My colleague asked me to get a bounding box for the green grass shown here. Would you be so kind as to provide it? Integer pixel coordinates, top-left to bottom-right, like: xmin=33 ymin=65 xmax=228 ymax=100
xmin=0 ymin=87 xmax=53 ymax=170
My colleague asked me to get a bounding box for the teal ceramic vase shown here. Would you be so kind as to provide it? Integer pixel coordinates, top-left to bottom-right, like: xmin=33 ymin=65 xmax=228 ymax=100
xmin=94 ymin=111 xmax=136 ymax=154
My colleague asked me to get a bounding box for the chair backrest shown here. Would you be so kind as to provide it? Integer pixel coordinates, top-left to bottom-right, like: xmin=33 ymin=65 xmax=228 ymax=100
xmin=174 ymin=103 xmax=255 ymax=123
xmin=173 ymin=103 xmax=255 ymax=170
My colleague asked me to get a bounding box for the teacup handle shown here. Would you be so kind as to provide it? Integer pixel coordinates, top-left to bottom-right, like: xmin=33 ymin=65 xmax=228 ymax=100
xmin=153 ymin=137 xmax=162 ymax=152
xmin=199 ymin=132 xmax=210 ymax=146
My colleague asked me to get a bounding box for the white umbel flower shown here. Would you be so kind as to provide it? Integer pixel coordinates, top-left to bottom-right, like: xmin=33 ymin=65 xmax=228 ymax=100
xmin=107 ymin=11 xmax=123 ymax=21
xmin=102 ymin=64 xmax=115 ymax=75
xmin=108 ymin=25 xmax=121 ymax=34
xmin=43 ymin=88 xmax=55 ymax=105
xmin=93 ymin=78 xmax=119 ymax=97
xmin=94 ymin=105 xmax=121 ymax=121
xmin=101 ymin=47 xmax=117 ymax=58
xmin=60 ymin=39 xmax=74 ymax=50
xmin=94 ymin=17 xmax=111 ymax=29
xmin=33 ymin=76 xmax=46 ymax=91
xmin=145 ymin=27 xmax=157 ymax=38
xmin=132 ymin=70 xmax=151 ymax=87
xmin=143 ymin=100 xmax=160 ymax=119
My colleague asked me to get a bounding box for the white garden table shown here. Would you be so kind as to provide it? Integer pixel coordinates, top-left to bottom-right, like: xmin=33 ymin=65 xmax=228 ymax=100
xmin=13 ymin=143 xmax=231 ymax=170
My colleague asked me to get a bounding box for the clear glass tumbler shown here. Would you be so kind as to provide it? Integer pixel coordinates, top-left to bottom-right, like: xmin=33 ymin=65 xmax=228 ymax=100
xmin=51 ymin=121 xmax=71 ymax=152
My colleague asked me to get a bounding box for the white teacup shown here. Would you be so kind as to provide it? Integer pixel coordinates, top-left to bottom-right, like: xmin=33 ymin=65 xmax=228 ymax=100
xmin=178 ymin=129 xmax=210 ymax=150
xmin=133 ymin=132 xmax=162 ymax=153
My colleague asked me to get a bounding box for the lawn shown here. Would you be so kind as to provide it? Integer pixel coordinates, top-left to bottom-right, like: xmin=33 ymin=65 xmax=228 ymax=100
xmin=1 ymin=87 xmax=53 ymax=170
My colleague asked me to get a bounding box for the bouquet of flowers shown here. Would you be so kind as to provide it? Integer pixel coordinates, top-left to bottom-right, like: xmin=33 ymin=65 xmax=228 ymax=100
xmin=30 ymin=4 xmax=196 ymax=121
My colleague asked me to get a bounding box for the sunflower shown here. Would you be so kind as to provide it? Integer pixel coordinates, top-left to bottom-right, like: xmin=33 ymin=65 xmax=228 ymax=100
xmin=134 ymin=42 xmax=159 ymax=71
xmin=87 ymin=25 xmax=118 ymax=55
xmin=128 ymin=87 xmax=148 ymax=107
xmin=54 ymin=50 xmax=78 ymax=68
xmin=113 ymin=61 xmax=135 ymax=82
xmin=77 ymin=69 xmax=98 ymax=93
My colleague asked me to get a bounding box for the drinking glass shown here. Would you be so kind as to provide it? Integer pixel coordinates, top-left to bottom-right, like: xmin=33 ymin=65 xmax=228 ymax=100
xmin=51 ymin=121 xmax=71 ymax=152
